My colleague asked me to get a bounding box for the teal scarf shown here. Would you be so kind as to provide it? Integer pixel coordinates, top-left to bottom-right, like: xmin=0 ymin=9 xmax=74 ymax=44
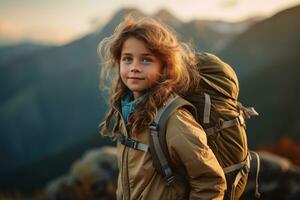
xmin=121 ymin=92 xmax=148 ymax=124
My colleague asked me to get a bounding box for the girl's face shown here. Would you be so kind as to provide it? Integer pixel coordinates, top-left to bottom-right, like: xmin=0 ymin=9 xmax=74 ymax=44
xmin=120 ymin=37 xmax=163 ymax=99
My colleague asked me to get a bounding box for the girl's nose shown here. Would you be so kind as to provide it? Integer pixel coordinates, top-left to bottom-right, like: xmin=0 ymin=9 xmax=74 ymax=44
xmin=130 ymin=61 xmax=141 ymax=72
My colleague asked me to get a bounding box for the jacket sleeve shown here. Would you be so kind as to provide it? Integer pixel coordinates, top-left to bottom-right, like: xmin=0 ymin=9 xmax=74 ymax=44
xmin=166 ymin=108 xmax=226 ymax=200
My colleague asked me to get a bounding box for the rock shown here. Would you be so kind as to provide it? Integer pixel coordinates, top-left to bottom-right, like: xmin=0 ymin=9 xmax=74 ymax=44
xmin=45 ymin=146 xmax=118 ymax=200
xmin=241 ymin=151 xmax=300 ymax=200
xmin=46 ymin=147 xmax=300 ymax=199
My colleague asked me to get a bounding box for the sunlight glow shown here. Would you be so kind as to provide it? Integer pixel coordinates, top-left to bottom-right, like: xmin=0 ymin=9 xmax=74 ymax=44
xmin=0 ymin=0 xmax=299 ymax=45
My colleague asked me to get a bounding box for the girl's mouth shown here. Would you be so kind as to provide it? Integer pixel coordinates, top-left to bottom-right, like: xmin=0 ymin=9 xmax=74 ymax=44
xmin=128 ymin=77 xmax=145 ymax=80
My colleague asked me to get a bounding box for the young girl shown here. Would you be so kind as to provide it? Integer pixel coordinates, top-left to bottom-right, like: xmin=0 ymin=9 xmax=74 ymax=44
xmin=98 ymin=14 xmax=226 ymax=200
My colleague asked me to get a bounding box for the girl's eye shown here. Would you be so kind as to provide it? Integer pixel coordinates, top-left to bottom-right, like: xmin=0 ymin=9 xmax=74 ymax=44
xmin=142 ymin=57 xmax=153 ymax=63
xmin=121 ymin=57 xmax=132 ymax=63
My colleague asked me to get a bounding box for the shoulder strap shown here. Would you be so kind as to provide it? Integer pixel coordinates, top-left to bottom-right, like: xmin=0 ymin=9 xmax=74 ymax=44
xmin=249 ymin=151 xmax=261 ymax=199
xmin=149 ymin=95 xmax=196 ymax=184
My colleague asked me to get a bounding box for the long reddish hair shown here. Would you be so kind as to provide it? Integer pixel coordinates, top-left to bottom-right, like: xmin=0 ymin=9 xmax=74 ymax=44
xmin=98 ymin=14 xmax=200 ymax=136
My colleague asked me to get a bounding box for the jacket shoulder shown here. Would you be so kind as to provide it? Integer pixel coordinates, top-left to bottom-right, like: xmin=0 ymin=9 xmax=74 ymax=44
xmin=166 ymin=108 xmax=206 ymax=143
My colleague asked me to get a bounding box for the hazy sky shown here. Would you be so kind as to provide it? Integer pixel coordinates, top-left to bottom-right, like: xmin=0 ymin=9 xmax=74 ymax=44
xmin=0 ymin=0 xmax=300 ymax=45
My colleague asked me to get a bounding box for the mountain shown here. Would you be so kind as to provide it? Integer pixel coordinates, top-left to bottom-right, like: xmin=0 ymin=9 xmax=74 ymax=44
xmin=152 ymin=9 xmax=259 ymax=53
xmin=0 ymin=31 xmax=107 ymax=175
xmin=219 ymin=4 xmax=300 ymax=79
xmin=99 ymin=8 xmax=144 ymax=38
xmin=240 ymin=54 xmax=300 ymax=147
xmin=187 ymin=17 xmax=261 ymax=52
xmin=215 ymin=4 xmax=300 ymax=147
xmin=0 ymin=42 xmax=51 ymax=67
xmin=152 ymin=9 xmax=182 ymax=28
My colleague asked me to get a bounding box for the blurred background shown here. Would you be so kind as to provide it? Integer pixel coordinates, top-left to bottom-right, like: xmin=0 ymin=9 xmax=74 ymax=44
xmin=1 ymin=0 xmax=300 ymax=199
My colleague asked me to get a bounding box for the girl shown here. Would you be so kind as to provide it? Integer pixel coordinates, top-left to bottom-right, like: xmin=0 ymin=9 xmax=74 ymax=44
xmin=98 ymin=14 xmax=226 ymax=200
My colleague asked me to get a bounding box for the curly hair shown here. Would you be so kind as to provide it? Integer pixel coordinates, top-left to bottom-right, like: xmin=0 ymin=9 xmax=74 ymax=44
xmin=98 ymin=14 xmax=200 ymax=136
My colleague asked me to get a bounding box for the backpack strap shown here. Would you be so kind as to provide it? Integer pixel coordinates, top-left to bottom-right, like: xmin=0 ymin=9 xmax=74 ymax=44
xmin=149 ymin=94 xmax=197 ymax=185
xmin=223 ymin=154 xmax=250 ymax=174
xmin=205 ymin=103 xmax=259 ymax=137
xmin=227 ymin=153 xmax=251 ymax=200
xmin=116 ymin=134 xmax=149 ymax=152
xmin=203 ymin=93 xmax=211 ymax=124
xmin=249 ymin=151 xmax=261 ymax=199
xmin=225 ymin=151 xmax=261 ymax=200
xmin=205 ymin=116 xmax=244 ymax=137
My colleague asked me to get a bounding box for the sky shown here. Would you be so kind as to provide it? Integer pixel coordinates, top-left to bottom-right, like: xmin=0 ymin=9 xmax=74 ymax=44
xmin=0 ymin=0 xmax=300 ymax=46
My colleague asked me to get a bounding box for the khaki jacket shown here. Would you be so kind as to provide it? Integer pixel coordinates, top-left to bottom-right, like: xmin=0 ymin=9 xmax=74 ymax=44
xmin=113 ymin=104 xmax=226 ymax=200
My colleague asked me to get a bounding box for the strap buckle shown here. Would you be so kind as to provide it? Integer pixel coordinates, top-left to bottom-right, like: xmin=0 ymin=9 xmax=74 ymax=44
xmin=237 ymin=115 xmax=245 ymax=126
xmin=116 ymin=134 xmax=149 ymax=152
xmin=117 ymin=134 xmax=138 ymax=149
xmin=126 ymin=137 xmax=138 ymax=149
xmin=165 ymin=175 xmax=175 ymax=185
xmin=242 ymin=153 xmax=251 ymax=175
xmin=149 ymin=122 xmax=159 ymax=132
xmin=241 ymin=163 xmax=250 ymax=176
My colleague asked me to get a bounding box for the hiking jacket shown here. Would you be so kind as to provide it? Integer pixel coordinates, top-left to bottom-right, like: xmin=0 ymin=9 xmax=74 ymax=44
xmin=113 ymin=103 xmax=226 ymax=200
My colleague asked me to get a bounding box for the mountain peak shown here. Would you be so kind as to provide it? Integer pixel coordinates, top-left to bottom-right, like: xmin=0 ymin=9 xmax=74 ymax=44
xmin=118 ymin=7 xmax=144 ymax=17
xmin=152 ymin=9 xmax=181 ymax=27
xmin=154 ymin=9 xmax=177 ymax=20
xmin=99 ymin=7 xmax=145 ymax=36
xmin=110 ymin=7 xmax=145 ymax=22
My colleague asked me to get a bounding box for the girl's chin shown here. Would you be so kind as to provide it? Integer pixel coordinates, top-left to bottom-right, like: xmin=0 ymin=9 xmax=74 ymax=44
xmin=131 ymin=90 xmax=147 ymax=98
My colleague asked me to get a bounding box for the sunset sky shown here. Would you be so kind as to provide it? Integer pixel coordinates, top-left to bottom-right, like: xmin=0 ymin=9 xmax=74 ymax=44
xmin=0 ymin=0 xmax=300 ymax=46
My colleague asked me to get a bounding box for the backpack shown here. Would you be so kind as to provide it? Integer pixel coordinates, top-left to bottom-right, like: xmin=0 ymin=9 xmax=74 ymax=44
xmin=147 ymin=53 xmax=261 ymax=200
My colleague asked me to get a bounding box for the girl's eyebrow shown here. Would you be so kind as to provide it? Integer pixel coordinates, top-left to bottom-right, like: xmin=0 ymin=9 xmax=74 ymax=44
xmin=121 ymin=53 xmax=154 ymax=56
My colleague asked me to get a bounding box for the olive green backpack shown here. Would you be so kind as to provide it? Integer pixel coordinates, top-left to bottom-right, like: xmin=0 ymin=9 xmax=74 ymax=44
xmin=148 ymin=53 xmax=261 ymax=200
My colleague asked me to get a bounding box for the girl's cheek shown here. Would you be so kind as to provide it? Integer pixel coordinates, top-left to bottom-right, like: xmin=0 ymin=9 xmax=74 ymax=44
xmin=148 ymin=73 xmax=161 ymax=84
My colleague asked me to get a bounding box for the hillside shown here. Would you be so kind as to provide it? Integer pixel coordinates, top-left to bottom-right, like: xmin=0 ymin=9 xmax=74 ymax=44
xmin=219 ymin=4 xmax=300 ymax=79
xmin=240 ymin=54 xmax=300 ymax=147
xmin=218 ymin=4 xmax=300 ymax=147
xmin=152 ymin=9 xmax=256 ymax=53
xmin=0 ymin=42 xmax=51 ymax=67
xmin=0 ymin=31 xmax=107 ymax=175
